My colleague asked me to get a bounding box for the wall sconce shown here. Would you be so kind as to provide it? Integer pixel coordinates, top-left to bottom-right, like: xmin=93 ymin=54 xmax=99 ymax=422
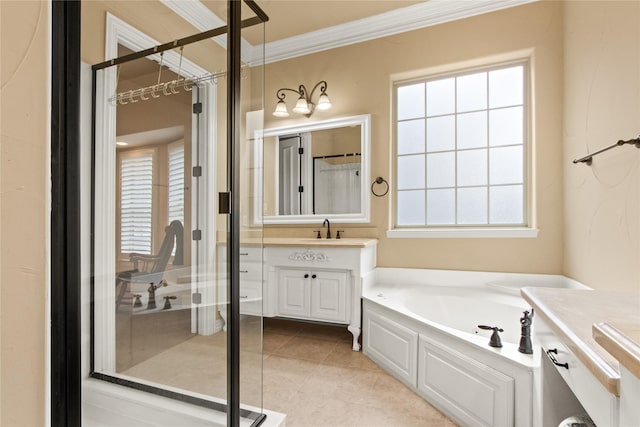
xmin=272 ymin=80 xmax=331 ymax=118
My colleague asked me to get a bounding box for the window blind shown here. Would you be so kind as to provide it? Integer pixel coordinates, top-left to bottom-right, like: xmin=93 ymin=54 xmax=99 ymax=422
xmin=120 ymin=154 xmax=153 ymax=254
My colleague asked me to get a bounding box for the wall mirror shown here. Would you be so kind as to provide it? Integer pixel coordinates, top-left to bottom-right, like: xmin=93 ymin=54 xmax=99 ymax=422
xmin=255 ymin=114 xmax=371 ymax=224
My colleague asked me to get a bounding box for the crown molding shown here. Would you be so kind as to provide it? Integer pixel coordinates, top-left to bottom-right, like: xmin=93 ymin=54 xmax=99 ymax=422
xmin=159 ymin=0 xmax=536 ymax=67
xmin=160 ymin=0 xmax=254 ymax=65
xmin=254 ymin=0 xmax=536 ymax=66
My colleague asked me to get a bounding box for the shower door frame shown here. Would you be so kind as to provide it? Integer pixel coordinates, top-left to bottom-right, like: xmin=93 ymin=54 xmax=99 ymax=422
xmin=87 ymin=2 xmax=269 ymax=425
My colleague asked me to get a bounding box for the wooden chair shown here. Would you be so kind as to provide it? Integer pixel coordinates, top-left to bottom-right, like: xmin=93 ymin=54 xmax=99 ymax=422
xmin=116 ymin=220 xmax=184 ymax=310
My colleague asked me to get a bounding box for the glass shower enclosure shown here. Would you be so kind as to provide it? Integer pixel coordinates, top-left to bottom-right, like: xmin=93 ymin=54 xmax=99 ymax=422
xmin=89 ymin=2 xmax=267 ymax=425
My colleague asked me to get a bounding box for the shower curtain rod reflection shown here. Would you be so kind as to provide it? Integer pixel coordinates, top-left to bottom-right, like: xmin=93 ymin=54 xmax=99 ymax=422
xmin=109 ymin=67 xmax=246 ymax=105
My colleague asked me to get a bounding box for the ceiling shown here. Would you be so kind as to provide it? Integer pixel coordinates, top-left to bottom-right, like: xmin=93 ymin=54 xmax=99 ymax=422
xmin=201 ymin=0 xmax=424 ymax=44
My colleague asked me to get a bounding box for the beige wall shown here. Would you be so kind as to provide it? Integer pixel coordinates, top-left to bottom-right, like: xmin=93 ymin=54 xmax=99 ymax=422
xmin=562 ymin=1 xmax=640 ymax=292
xmin=261 ymin=1 xmax=565 ymax=275
xmin=0 ymin=1 xmax=48 ymax=426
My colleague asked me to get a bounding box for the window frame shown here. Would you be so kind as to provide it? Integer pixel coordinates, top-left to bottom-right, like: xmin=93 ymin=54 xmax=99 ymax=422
xmin=389 ymin=59 xmax=537 ymax=238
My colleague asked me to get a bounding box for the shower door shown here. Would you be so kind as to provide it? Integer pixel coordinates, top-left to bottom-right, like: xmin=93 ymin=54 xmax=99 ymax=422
xmin=88 ymin=2 xmax=266 ymax=424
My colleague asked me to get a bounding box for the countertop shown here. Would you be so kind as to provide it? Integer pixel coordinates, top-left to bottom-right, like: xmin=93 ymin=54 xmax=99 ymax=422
xmin=593 ymin=321 xmax=640 ymax=380
xmin=220 ymin=237 xmax=378 ymax=248
xmin=521 ymin=287 xmax=640 ymax=396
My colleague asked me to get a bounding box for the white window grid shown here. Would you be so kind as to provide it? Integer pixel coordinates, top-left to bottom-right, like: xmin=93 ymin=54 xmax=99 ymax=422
xmin=394 ymin=61 xmax=529 ymax=228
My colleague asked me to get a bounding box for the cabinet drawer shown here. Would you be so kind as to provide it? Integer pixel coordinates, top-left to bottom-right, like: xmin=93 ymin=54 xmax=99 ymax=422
xmin=239 ymin=246 xmax=262 ymax=262
xmin=239 ymin=280 xmax=262 ymax=316
xmin=239 ymin=261 xmax=262 ymax=282
xmin=538 ymin=336 xmax=618 ymax=427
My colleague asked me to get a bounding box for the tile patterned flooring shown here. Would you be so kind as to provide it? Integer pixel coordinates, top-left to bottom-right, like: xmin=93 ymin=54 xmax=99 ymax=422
xmin=121 ymin=317 xmax=458 ymax=426
xmin=262 ymin=318 xmax=458 ymax=427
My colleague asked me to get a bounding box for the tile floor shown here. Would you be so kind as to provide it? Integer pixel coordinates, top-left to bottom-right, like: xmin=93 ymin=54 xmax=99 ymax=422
xmin=121 ymin=316 xmax=458 ymax=426
xmin=262 ymin=318 xmax=458 ymax=427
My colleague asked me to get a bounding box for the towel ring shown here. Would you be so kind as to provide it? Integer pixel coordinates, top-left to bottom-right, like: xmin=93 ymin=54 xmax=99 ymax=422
xmin=371 ymin=177 xmax=389 ymax=197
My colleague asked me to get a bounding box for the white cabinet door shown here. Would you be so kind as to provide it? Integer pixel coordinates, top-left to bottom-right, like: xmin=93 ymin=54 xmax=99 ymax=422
xmin=310 ymin=270 xmax=348 ymax=323
xmin=277 ymin=269 xmax=309 ymax=318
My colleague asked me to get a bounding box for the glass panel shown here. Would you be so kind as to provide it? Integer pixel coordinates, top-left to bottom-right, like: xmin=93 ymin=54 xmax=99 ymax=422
xmin=457 ymin=72 xmax=487 ymax=113
xmin=397 ymin=119 xmax=425 ymax=155
xmin=397 ymin=83 xmax=425 ymax=120
xmin=426 ymin=78 xmax=455 ymax=117
xmin=490 ymin=146 xmax=523 ymax=185
xmin=397 ymin=154 xmax=425 ymax=190
xmin=397 ymin=190 xmax=426 ymax=225
xmin=427 ymin=152 xmax=455 ymax=188
xmin=489 ymin=106 xmax=523 ymax=147
xmin=92 ymin=11 xmax=267 ymax=423
xmin=489 ymin=65 xmax=523 ymax=108
xmin=457 ymin=148 xmax=487 ymax=187
xmin=427 ymin=188 xmax=455 ymax=225
xmin=457 ymin=187 xmax=488 ymax=224
xmin=457 ymin=111 xmax=487 ymax=149
xmin=105 ymin=53 xmax=198 ymax=390
xmin=426 ymin=115 xmax=455 ymax=152
xmin=490 ymin=185 xmax=523 ymax=224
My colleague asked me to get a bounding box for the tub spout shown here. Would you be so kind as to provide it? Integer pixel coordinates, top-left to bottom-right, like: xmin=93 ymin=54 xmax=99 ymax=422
xmin=518 ymin=308 xmax=534 ymax=354
xmin=478 ymin=325 xmax=503 ymax=348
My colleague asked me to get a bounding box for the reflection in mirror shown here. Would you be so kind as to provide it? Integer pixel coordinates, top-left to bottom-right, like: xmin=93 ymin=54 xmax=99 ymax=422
xmin=113 ymin=50 xmax=194 ymax=375
xmin=259 ymin=114 xmax=370 ymax=224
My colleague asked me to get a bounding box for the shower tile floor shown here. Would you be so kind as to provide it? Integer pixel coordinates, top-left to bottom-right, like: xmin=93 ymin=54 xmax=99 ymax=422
xmin=122 ymin=317 xmax=458 ymax=426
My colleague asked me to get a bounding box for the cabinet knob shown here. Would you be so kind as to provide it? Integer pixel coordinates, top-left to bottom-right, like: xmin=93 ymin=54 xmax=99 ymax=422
xmin=304 ymin=273 xmax=309 ymax=279
xmin=311 ymin=274 xmax=317 ymax=279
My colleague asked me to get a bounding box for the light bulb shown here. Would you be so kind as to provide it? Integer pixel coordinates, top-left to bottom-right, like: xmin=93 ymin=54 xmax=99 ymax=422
xmin=272 ymin=100 xmax=289 ymax=117
xmin=316 ymin=93 xmax=331 ymax=111
xmin=292 ymin=97 xmax=310 ymax=114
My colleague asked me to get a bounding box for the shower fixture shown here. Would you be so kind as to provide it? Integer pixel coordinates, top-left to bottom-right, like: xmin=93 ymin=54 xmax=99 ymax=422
xmin=272 ymin=80 xmax=331 ymax=118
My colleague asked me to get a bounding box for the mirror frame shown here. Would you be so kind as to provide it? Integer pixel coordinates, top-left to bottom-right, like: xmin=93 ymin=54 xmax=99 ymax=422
xmin=254 ymin=114 xmax=371 ymax=224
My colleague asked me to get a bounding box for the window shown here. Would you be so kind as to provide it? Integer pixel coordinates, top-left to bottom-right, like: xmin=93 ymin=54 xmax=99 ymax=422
xmin=394 ymin=62 xmax=528 ymax=231
xmin=120 ymin=151 xmax=153 ymax=254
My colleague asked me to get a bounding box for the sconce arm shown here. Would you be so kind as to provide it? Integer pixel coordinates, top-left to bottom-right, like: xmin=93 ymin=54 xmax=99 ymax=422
xmin=276 ymin=87 xmax=303 ymax=101
xmin=307 ymin=80 xmax=328 ymax=100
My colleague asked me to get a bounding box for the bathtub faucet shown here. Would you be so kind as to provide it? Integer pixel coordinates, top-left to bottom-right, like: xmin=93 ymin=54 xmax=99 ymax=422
xmin=478 ymin=325 xmax=503 ymax=348
xmin=147 ymin=280 xmax=168 ymax=310
xmin=518 ymin=308 xmax=534 ymax=354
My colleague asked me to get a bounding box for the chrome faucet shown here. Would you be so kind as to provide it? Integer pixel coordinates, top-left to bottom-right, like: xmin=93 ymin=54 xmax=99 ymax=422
xmin=322 ymin=219 xmax=331 ymax=239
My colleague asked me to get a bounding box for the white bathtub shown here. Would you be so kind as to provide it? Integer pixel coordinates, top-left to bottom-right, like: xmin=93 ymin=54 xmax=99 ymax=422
xmin=362 ymin=268 xmax=587 ymax=427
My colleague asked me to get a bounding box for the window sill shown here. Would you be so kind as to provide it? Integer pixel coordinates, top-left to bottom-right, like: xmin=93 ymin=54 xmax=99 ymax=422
xmin=386 ymin=227 xmax=539 ymax=239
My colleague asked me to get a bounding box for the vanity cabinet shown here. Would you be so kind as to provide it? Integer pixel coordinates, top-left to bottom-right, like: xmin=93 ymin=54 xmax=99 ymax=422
xmin=264 ymin=239 xmax=377 ymax=351
xmin=277 ymin=268 xmax=349 ymax=323
xmin=217 ymin=238 xmax=377 ymax=350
